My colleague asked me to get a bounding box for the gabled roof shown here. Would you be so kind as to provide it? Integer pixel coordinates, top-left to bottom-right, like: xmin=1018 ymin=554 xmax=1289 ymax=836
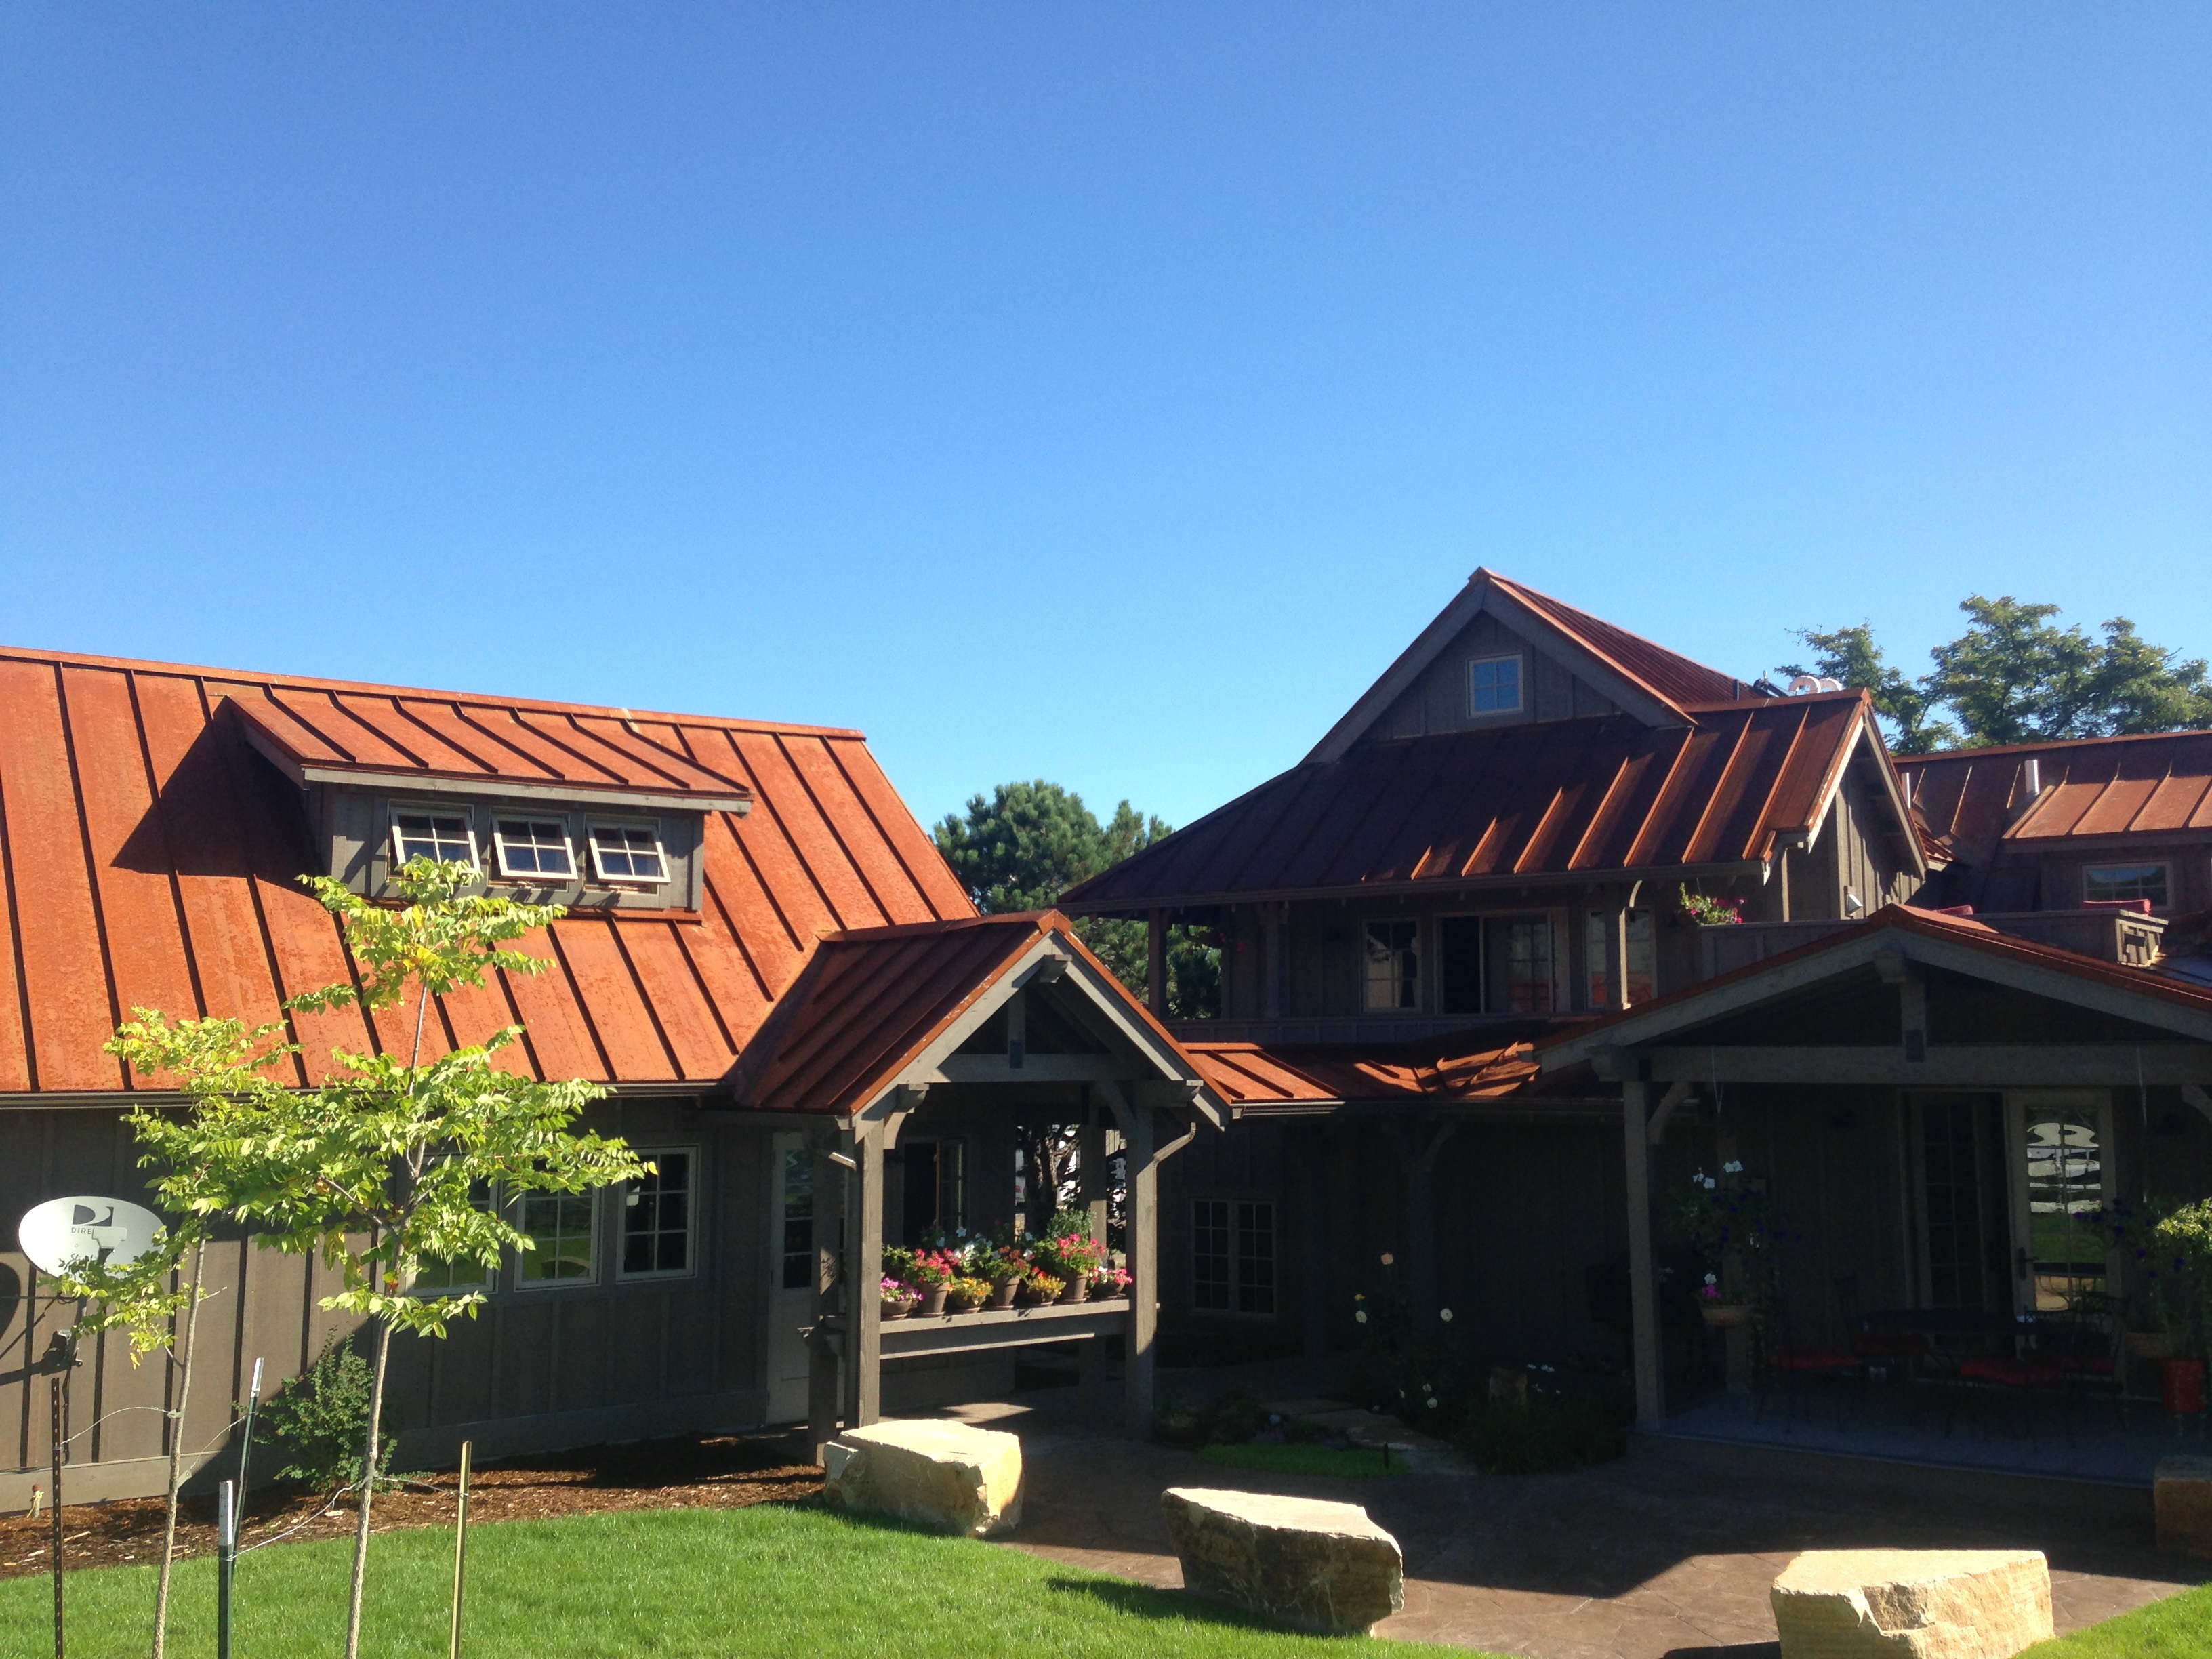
xmin=1189 ymin=1037 xmax=1542 ymax=1112
xmin=0 ymin=646 xmax=972 ymax=1094
xmin=726 ymin=910 xmax=1221 ymax=1119
xmin=1899 ymin=730 xmax=2212 ymax=855
xmin=1306 ymin=569 xmax=1760 ymax=763
xmin=1538 ymin=903 xmax=2212 ymax=1069
xmin=1065 ymin=691 xmax=1915 ymax=912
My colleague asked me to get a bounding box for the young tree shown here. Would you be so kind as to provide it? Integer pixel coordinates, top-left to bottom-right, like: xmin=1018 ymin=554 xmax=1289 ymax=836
xmin=1784 ymin=598 xmax=2212 ymax=752
xmin=934 ymin=781 xmax=1221 ymax=1017
xmin=115 ymin=859 xmax=649 ymax=1659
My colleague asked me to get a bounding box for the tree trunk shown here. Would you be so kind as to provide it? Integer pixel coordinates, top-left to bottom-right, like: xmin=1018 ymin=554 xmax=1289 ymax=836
xmin=150 ymin=1241 xmax=205 ymax=1659
xmin=343 ymin=1319 xmax=393 ymax=1659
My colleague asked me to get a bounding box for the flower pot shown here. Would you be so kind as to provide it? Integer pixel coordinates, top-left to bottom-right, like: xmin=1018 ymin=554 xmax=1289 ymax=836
xmin=988 ymin=1277 xmax=1021 ymax=1311
xmin=2127 ymin=1331 xmax=2177 ymax=1361
xmin=1059 ymin=1276 xmax=1089 ymax=1305
xmin=916 ymin=1284 xmax=949 ymax=1317
xmin=2164 ymin=1357 xmax=2205 ymax=1415
xmin=881 ymin=1298 xmax=914 ymax=1321
xmin=1022 ymin=1279 xmax=1063 ymax=1306
xmin=1699 ymin=1301 xmax=1755 ymax=1329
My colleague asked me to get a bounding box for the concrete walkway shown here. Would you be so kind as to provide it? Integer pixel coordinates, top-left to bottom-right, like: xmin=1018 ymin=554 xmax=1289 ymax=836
xmin=922 ymin=1372 xmax=2204 ymax=1659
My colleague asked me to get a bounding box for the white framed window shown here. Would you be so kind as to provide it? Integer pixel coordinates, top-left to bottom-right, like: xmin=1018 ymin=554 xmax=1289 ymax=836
xmin=620 ymin=1149 xmax=695 ymax=1278
xmin=1582 ymin=907 xmax=1656 ymax=1009
xmin=514 ymin=1189 xmax=598 ymax=1287
xmin=1502 ymin=916 xmax=1553 ymax=1013
xmin=1468 ymin=654 xmax=1523 ymax=716
xmin=1193 ymin=1199 xmax=1275 ymax=1315
xmin=410 ymin=1180 xmax=497 ymax=1294
xmin=2083 ymin=863 xmax=2169 ymax=908
xmin=588 ymin=822 xmax=670 ymax=884
xmin=392 ymin=809 xmax=478 ymax=869
xmin=491 ymin=817 xmax=576 ymax=880
xmin=1363 ymin=920 xmax=1420 ymax=1011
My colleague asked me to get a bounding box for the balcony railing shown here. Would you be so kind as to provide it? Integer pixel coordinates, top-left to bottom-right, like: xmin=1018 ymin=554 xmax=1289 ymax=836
xmin=1698 ymin=909 xmax=2168 ymax=982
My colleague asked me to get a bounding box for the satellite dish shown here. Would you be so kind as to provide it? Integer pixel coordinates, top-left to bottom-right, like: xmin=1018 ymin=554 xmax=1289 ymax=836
xmin=17 ymin=1197 xmax=167 ymax=1277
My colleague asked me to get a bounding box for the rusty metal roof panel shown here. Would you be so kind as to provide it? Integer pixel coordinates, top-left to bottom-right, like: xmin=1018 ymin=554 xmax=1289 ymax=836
xmin=1493 ymin=575 xmax=1746 ymax=712
xmin=1897 ymin=731 xmax=2212 ymax=850
xmin=1186 ymin=1036 xmax=1544 ymax=1109
xmin=0 ymin=644 xmax=972 ymax=1095
xmin=1065 ymin=696 xmax=1872 ymax=911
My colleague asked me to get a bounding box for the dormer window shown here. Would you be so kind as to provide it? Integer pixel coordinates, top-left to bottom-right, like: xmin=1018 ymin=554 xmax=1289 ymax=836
xmin=392 ymin=810 xmax=478 ymax=869
xmin=588 ymin=823 xmax=670 ymax=884
xmin=492 ymin=818 xmax=577 ymax=880
xmin=1469 ymin=654 xmax=1523 ymax=715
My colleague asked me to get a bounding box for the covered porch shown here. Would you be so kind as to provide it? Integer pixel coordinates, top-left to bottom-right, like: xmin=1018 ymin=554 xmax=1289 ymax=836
xmin=719 ymin=910 xmax=1225 ymax=1450
xmin=1541 ymin=905 xmax=2212 ymax=1489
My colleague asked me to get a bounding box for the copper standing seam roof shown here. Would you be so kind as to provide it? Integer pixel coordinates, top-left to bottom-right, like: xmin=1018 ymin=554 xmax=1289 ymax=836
xmin=726 ymin=910 xmax=1203 ymax=1117
xmin=1898 ymin=731 xmax=2212 ymax=853
xmin=1186 ymin=1039 xmax=1542 ymax=1111
xmin=1491 ymin=573 xmax=1750 ymax=715
xmin=1534 ymin=902 xmax=2212 ymax=1059
xmin=0 ymin=647 xmax=975 ymax=1094
xmin=1063 ymin=691 xmax=1880 ymax=912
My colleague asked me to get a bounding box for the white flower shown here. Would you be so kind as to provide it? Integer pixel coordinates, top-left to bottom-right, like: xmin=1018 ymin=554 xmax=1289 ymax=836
xmin=1704 ymin=1176 xmax=1717 ymax=1189
xmin=1439 ymin=1308 xmax=1454 ymax=1322
xmin=1704 ymin=1273 xmax=1717 ymax=1285
xmin=1355 ymin=1311 xmax=1368 ymax=1324
xmin=1426 ymin=1398 xmax=1439 ymax=1410
xmin=1723 ymin=1160 xmax=1744 ymax=1174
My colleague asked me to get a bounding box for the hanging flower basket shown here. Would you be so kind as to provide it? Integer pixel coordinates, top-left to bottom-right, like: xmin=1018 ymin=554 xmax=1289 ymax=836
xmin=1699 ymin=1301 xmax=1755 ymax=1329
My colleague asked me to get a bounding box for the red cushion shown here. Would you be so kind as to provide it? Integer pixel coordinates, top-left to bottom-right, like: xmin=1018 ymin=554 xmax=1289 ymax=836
xmin=1958 ymin=1357 xmax=2063 ymax=1387
xmin=1771 ymin=1349 xmax=1858 ymax=1372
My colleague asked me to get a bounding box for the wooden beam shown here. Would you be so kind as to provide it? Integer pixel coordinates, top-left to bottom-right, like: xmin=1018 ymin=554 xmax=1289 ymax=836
xmin=1120 ymin=1095 xmax=1159 ymax=1439
xmin=1079 ymin=1105 xmax=1111 ymax=1422
xmin=1644 ymin=1079 xmax=1694 ymax=1146
xmin=1637 ymin=1045 xmax=2212 ymax=1086
xmin=807 ymin=1144 xmax=844 ymax=1462
xmin=1147 ymin=910 xmax=1168 ymax=1018
xmin=922 ymin=1055 xmax=1142 ymax=1084
xmin=1622 ymin=1079 xmax=1664 ymax=1428
xmin=2184 ymin=1084 xmax=2212 ymax=1128
xmin=842 ymin=1121 xmax=885 ymax=1429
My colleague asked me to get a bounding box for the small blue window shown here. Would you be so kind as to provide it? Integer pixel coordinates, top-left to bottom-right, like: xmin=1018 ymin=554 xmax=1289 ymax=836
xmin=1470 ymin=655 xmax=1523 ymax=714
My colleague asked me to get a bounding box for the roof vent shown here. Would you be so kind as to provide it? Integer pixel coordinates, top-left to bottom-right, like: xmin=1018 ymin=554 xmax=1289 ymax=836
xmin=1786 ymin=675 xmax=1845 ymax=695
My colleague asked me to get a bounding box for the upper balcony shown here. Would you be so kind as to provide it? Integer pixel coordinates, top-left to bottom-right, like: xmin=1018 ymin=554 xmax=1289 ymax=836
xmin=1696 ymin=907 xmax=2168 ymax=983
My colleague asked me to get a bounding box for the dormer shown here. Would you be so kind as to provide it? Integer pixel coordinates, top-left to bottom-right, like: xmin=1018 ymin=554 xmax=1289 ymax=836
xmin=1306 ymin=568 xmax=1771 ymax=762
xmin=225 ymin=693 xmax=751 ymax=914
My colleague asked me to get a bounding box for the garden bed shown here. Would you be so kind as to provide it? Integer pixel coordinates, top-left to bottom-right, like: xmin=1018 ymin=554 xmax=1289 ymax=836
xmin=0 ymin=1431 xmax=817 ymax=1580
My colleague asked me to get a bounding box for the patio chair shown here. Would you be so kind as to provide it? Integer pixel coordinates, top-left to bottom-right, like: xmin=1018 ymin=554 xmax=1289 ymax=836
xmin=1755 ymin=1299 xmax=1860 ymax=1430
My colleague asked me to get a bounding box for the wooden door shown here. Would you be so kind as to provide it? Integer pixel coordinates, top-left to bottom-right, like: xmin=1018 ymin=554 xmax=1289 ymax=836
xmin=766 ymin=1133 xmax=817 ymax=1423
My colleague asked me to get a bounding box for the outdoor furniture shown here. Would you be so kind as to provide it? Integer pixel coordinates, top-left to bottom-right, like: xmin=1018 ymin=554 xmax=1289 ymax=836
xmin=1770 ymin=1548 xmax=2054 ymax=1659
xmin=1160 ymin=1486 xmax=1404 ymax=1636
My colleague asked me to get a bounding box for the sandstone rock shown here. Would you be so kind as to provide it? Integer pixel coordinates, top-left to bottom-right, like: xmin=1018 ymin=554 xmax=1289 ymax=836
xmin=2156 ymin=1456 xmax=2212 ymax=1559
xmin=821 ymin=1418 xmax=1023 ymax=1538
xmin=1771 ymin=1549 xmax=2053 ymax=1659
xmin=1160 ymin=1486 xmax=1404 ymax=1635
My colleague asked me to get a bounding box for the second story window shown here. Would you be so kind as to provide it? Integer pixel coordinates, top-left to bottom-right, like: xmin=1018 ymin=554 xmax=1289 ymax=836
xmin=1502 ymin=917 xmax=1554 ymax=1013
xmin=1364 ymin=920 xmax=1420 ymax=1011
xmin=589 ymin=823 xmax=670 ymax=884
xmin=2084 ymin=863 xmax=2168 ymax=908
xmin=492 ymin=818 xmax=576 ymax=880
xmin=392 ymin=810 xmax=477 ymax=869
xmin=1469 ymin=654 xmax=1523 ymax=715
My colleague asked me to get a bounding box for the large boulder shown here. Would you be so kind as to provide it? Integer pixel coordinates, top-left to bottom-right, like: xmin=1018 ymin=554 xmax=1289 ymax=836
xmin=2155 ymin=1456 xmax=2212 ymax=1559
xmin=1160 ymin=1486 xmax=1404 ymax=1636
xmin=821 ymin=1419 xmax=1024 ymax=1538
xmin=1771 ymin=1549 xmax=2053 ymax=1659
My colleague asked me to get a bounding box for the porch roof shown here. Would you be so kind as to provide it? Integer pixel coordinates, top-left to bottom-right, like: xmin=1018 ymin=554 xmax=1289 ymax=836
xmin=1187 ymin=1035 xmax=1543 ymax=1113
xmin=1899 ymin=729 xmax=2212 ymax=854
xmin=723 ymin=909 xmax=1225 ymax=1120
xmin=1536 ymin=902 xmax=2212 ymax=1073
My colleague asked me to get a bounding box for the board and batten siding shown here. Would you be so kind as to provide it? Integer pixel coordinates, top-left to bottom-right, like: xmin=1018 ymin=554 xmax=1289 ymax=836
xmin=0 ymin=1099 xmax=775 ymax=1511
xmin=1370 ymin=611 xmax=1622 ymax=743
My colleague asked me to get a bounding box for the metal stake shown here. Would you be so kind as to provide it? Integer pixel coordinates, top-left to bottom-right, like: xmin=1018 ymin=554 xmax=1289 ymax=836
xmin=49 ymin=1376 xmax=63 ymax=1659
xmin=216 ymin=1481 xmax=237 ymax=1659
xmin=237 ymin=1358 xmax=264 ymax=1515
xmin=449 ymin=1440 xmax=472 ymax=1659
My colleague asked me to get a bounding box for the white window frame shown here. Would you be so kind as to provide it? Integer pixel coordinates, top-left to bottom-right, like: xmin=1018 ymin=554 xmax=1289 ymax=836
xmin=2081 ymin=861 xmax=2170 ymax=909
xmin=1361 ymin=918 xmax=1422 ymax=1013
xmin=1467 ymin=653 xmax=1525 ymax=717
xmin=1191 ymin=1197 xmax=1277 ymax=1317
xmin=512 ymin=1187 xmax=601 ymax=1290
xmin=587 ymin=819 xmax=672 ymax=886
xmin=490 ymin=815 xmax=578 ymax=882
xmin=1497 ymin=912 xmax=1558 ymax=1015
xmin=407 ymin=1179 xmax=499 ymax=1296
xmin=617 ymin=1147 xmax=698 ymax=1281
xmin=390 ymin=805 xmax=480 ymax=872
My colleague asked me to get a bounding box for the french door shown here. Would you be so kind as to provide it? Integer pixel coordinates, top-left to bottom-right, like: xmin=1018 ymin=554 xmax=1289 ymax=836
xmin=766 ymin=1133 xmax=817 ymax=1423
xmin=2003 ymin=1092 xmax=2114 ymax=1315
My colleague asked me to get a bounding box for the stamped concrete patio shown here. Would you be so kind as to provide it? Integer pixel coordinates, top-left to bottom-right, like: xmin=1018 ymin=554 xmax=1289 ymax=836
xmin=912 ymin=1359 xmax=2207 ymax=1659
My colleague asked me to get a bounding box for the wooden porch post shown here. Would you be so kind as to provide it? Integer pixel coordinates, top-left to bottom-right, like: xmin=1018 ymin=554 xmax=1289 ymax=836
xmin=842 ymin=1122 xmax=886 ymax=1429
xmin=1392 ymin=1118 xmax=1457 ymax=1322
xmin=1302 ymin=1125 xmax=1330 ymax=1359
xmin=1079 ymin=1105 xmax=1111 ymax=1421
xmin=1622 ymin=1079 xmax=1664 ymax=1427
xmin=807 ymin=1143 xmax=844 ymax=1462
xmin=1123 ymin=1103 xmax=1158 ymax=1437
xmin=1147 ymin=911 xmax=1168 ymax=1018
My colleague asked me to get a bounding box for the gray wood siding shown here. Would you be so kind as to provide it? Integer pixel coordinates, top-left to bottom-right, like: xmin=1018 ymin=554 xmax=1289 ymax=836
xmin=1368 ymin=611 xmax=1620 ymax=744
xmin=0 ymin=1100 xmax=771 ymax=1509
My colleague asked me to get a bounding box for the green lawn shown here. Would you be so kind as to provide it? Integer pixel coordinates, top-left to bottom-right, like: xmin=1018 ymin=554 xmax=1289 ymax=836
xmin=2024 ymin=1582 xmax=2212 ymax=1658
xmin=1198 ymin=1443 xmax=1408 ymax=1477
xmin=0 ymin=1502 xmax=1482 ymax=1658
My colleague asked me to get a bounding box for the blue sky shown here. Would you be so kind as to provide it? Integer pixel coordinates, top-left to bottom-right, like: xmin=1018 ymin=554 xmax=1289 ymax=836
xmin=3 ymin=6 xmax=2205 ymax=832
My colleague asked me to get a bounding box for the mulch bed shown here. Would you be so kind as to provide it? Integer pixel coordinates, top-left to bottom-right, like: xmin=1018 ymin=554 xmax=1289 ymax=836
xmin=1 ymin=1432 xmax=822 ymax=1580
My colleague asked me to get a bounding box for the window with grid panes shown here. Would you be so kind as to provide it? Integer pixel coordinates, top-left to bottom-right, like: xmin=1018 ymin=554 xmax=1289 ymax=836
xmin=411 ymin=1180 xmax=496 ymax=1292
xmin=2083 ymin=863 xmax=2169 ymax=907
xmin=588 ymin=823 xmax=670 ymax=883
xmin=1503 ymin=918 xmax=1553 ymax=1012
xmin=392 ymin=811 xmax=476 ymax=868
xmin=493 ymin=818 xmax=575 ymax=879
xmin=516 ymin=1190 xmax=596 ymax=1284
xmin=781 ymin=1149 xmax=815 ymax=1290
xmin=1191 ymin=1198 xmax=1275 ymax=1315
xmin=1363 ymin=920 xmax=1420 ymax=1011
xmin=621 ymin=1151 xmax=692 ymax=1276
